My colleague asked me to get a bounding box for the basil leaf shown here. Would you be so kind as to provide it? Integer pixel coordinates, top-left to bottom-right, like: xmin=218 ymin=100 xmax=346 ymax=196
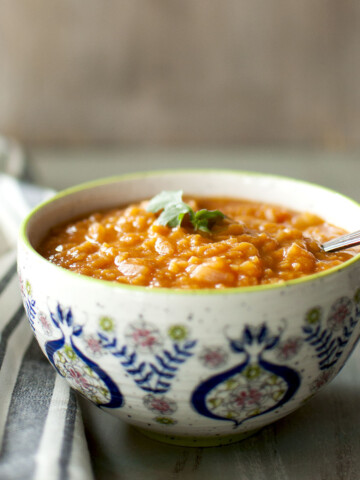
xmin=147 ymin=190 xmax=183 ymax=213
xmin=147 ymin=191 xmax=225 ymax=233
xmin=158 ymin=202 xmax=192 ymax=227
xmin=193 ymin=209 xmax=225 ymax=233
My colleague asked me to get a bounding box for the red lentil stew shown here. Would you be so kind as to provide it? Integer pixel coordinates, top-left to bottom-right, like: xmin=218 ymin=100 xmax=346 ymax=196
xmin=38 ymin=196 xmax=357 ymax=289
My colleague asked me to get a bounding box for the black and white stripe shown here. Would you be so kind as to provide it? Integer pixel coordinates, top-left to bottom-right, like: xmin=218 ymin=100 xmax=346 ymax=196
xmin=0 ymin=175 xmax=93 ymax=480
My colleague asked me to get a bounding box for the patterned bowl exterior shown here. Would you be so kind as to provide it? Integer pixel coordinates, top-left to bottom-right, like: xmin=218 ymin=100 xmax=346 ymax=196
xmin=17 ymin=171 xmax=360 ymax=446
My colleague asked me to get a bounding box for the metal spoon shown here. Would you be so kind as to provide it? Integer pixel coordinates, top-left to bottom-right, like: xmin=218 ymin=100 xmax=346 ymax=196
xmin=322 ymin=230 xmax=360 ymax=252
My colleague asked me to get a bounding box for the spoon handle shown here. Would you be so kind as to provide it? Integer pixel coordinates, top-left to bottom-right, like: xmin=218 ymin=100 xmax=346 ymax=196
xmin=322 ymin=229 xmax=360 ymax=252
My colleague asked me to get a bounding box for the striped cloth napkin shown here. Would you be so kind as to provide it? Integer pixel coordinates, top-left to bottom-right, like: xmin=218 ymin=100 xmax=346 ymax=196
xmin=0 ymin=173 xmax=94 ymax=480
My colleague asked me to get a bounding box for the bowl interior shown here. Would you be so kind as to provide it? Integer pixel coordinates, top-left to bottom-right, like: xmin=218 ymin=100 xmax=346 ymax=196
xmin=24 ymin=171 xmax=360 ymax=250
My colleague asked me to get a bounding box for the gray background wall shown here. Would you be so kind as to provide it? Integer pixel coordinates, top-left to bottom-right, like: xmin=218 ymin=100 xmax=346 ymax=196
xmin=1 ymin=0 xmax=359 ymax=147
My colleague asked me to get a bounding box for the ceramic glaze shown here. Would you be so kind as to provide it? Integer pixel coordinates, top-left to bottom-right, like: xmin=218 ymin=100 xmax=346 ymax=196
xmin=17 ymin=171 xmax=360 ymax=446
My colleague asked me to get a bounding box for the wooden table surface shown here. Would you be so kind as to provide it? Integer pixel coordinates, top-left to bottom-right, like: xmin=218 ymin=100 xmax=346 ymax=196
xmin=28 ymin=147 xmax=360 ymax=480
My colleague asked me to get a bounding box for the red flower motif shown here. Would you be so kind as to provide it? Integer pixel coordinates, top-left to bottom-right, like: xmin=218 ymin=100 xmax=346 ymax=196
xmin=143 ymin=394 xmax=177 ymax=415
xmin=311 ymin=370 xmax=333 ymax=392
xmin=151 ymin=398 xmax=171 ymax=413
xmin=232 ymin=388 xmax=262 ymax=407
xmin=86 ymin=336 xmax=102 ymax=354
xmin=68 ymin=367 xmax=89 ymax=389
xmin=328 ymin=297 xmax=353 ymax=330
xmin=199 ymin=347 xmax=228 ymax=369
xmin=39 ymin=313 xmax=52 ymax=335
xmin=277 ymin=337 xmax=302 ymax=360
xmin=125 ymin=321 xmax=163 ymax=353
xmin=132 ymin=328 xmax=157 ymax=348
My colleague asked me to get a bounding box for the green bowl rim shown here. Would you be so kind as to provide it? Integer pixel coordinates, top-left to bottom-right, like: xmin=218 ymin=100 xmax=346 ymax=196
xmin=19 ymin=169 xmax=360 ymax=296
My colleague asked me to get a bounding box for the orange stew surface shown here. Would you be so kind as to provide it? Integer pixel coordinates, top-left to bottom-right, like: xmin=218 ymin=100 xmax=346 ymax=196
xmin=38 ymin=197 xmax=356 ymax=289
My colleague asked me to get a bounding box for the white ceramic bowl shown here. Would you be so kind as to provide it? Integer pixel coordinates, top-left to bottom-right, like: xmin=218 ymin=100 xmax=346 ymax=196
xmin=17 ymin=171 xmax=360 ymax=446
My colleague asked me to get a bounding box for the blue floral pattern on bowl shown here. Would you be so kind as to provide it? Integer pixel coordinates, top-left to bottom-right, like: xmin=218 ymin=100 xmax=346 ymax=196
xmin=98 ymin=319 xmax=197 ymax=394
xmin=19 ymin=275 xmax=360 ymax=437
xmin=191 ymin=323 xmax=301 ymax=427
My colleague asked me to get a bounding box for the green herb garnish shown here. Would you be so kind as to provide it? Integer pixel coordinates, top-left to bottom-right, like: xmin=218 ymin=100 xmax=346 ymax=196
xmin=146 ymin=190 xmax=225 ymax=233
